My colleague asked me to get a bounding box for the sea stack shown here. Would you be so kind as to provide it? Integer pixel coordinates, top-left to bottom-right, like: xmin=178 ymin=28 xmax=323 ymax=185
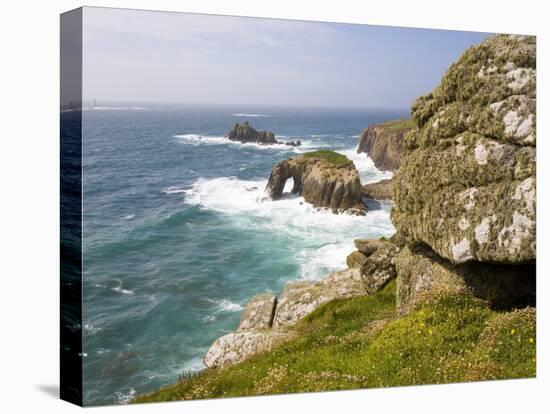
xmin=265 ymin=150 xmax=365 ymax=215
xmin=228 ymin=121 xmax=301 ymax=146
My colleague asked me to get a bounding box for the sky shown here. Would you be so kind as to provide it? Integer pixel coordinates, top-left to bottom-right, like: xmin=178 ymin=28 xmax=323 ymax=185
xmin=81 ymin=7 xmax=490 ymax=109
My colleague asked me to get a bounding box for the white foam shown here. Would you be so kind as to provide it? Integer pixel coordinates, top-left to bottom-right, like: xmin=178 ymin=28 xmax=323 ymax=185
xmin=184 ymin=175 xmax=395 ymax=281
xmin=337 ymin=149 xmax=393 ymax=184
xmin=114 ymin=388 xmax=136 ymax=405
xmin=111 ymin=286 xmax=134 ymax=296
xmin=212 ymin=299 xmax=243 ymax=313
xmin=121 ymin=214 xmax=135 ymax=220
xmin=83 ymin=323 xmax=102 ymax=336
xmin=201 ymin=314 xmax=216 ymax=322
xmin=232 ymin=113 xmax=272 ymax=117
xmin=174 ymin=134 xmax=301 ymax=152
xmin=161 ymin=186 xmax=187 ymax=195
xmin=181 ymin=356 xmax=206 ymax=372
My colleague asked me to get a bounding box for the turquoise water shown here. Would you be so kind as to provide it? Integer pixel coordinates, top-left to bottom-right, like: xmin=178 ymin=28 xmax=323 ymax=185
xmin=81 ymin=104 xmax=404 ymax=405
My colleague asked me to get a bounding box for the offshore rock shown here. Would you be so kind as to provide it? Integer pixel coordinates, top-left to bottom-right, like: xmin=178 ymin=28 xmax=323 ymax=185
xmin=228 ymin=121 xmax=277 ymax=144
xmin=265 ymin=151 xmax=365 ymax=214
xmin=392 ymin=35 xmax=536 ymax=264
xmin=227 ymin=121 xmax=301 ymax=146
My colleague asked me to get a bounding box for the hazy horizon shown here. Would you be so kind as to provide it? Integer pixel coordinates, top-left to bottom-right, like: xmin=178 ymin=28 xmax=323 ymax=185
xmin=79 ymin=7 xmax=491 ymax=109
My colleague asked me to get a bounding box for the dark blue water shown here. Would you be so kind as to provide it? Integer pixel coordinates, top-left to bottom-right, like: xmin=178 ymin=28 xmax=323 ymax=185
xmin=81 ymin=104 xmax=405 ymax=405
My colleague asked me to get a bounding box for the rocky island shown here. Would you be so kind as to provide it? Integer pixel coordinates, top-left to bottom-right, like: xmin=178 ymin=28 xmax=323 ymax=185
xmin=228 ymin=121 xmax=301 ymax=146
xmin=134 ymin=34 xmax=536 ymax=404
xmin=265 ymin=150 xmax=366 ymax=215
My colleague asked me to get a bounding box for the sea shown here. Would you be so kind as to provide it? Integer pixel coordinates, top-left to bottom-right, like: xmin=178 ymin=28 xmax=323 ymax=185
xmin=79 ymin=104 xmax=406 ymax=405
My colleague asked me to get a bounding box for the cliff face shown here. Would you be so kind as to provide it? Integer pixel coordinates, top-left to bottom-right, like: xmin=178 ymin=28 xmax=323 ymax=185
xmin=357 ymin=119 xmax=413 ymax=171
xmin=265 ymin=151 xmax=365 ymax=214
xmin=392 ymin=35 xmax=536 ymax=265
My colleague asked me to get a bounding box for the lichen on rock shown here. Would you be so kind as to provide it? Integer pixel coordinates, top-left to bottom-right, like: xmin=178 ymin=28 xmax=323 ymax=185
xmin=392 ymin=34 xmax=536 ymax=264
xmin=204 ymin=331 xmax=290 ymax=368
xmin=360 ymin=241 xmax=399 ymax=294
xmin=395 ymin=244 xmax=535 ymax=315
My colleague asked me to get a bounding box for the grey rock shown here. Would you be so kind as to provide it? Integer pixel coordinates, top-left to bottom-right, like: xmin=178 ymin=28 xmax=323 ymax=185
xmin=273 ymin=268 xmax=364 ymax=327
xmin=396 ymin=244 xmax=535 ymax=315
xmin=354 ymin=239 xmax=387 ymax=256
xmin=204 ymin=331 xmax=290 ymax=368
xmin=360 ymin=242 xmax=399 ymax=294
xmin=237 ymin=293 xmax=277 ymax=332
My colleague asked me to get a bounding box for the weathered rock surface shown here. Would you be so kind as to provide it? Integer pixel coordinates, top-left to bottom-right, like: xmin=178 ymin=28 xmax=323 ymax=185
xmin=227 ymin=121 xmax=301 ymax=146
xmin=357 ymin=119 xmax=413 ymax=171
xmin=392 ymin=35 xmax=536 ymax=264
xmin=204 ymin=267 xmax=367 ymax=368
xmin=265 ymin=152 xmax=365 ymax=214
xmin=361 ymin=178 xmax=393 ymax=200
xmin=204 ymin=331 xmax=290 ymax=368
xmin=273 ymin=268 xmax=364 ymax=327
xmin=237 ymin=293 xmax=277 ymax=332
xmin=353 ymin=239 xmax=387 ymax=256
xmin=346 ymin=250 xmax=368 ymax=268
xmin=396 ymin=244 xmax=535 ymax=315
xmin=360 ymin=242 xmax=400 ymax=294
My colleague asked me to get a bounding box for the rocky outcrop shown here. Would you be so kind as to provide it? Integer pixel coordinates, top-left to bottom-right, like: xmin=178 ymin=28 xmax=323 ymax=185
xmin=360 ymin=242 xmax=399 ymax=294
xmin=203 ymin=268 xmax=365 ymax=368
xmin=357 ymin=119 xmax=413 ymax=171
xmin=237 ymin=293 xmax=277 ymax=332
xmin=396 ymin=244 xmax=535 ymax=314
xmin=228 ymin=121 xmax=301 ymax=146
xmin=273 ymin=268 xmax=364 ymax=327
xmin=345 ymin=238 xmax=400 ymax=294
xmin=204 ymin=331 xmax=290 ymax=368
xmin=346 ymin=250 xmax=368 ymax=268
xmin=354 ymin=239 xmax=387 ymax=255
xmin=392 ymin=35 xmax=536 ymax=265
xmin=265 ymin=151 xmax=365 ymax=214
xmin=361 ymin=178 xmax=393 ymax=200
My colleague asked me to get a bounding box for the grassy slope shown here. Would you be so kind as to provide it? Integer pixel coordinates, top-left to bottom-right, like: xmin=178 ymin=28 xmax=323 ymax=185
xmin=378 ymin=118 xmax=415 ymax=133
xmin=134 ymin=281 xmax=535 ymax=403
xmin=301 ymin=150 xmax=351 ymax=166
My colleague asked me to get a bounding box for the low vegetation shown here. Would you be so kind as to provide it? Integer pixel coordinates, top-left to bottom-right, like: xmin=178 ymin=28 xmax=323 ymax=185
xmin=378 ymin=118 xmax=415 ymax=133
xmin=301 ymin=150 xmax=351 ymax=166
xmin=134 ymin=281 xmax=535 ymax=403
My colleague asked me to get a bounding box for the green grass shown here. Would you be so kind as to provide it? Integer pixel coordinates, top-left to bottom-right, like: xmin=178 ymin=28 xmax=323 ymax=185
xmin=301 ymin=150 xmax=351 ymax=166
xmin=378 ymin=118 xmax=415 ymax=132
xmin=133 ymin=281 xmax=535 ymax=403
